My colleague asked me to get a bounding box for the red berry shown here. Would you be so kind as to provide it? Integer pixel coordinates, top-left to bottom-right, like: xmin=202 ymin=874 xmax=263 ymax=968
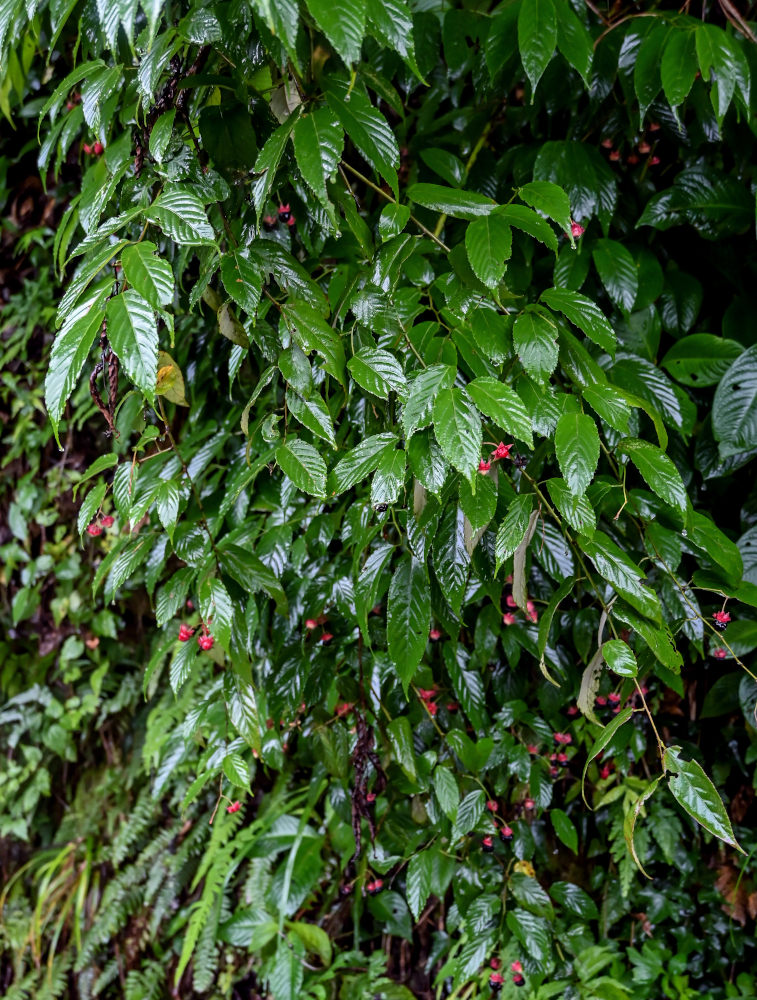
xmin=491 ymin=442 xmax=513 ymax=460
xmin=601 ymin=137 xmax=613 ymax=148
xmin=227 ymin=800 xmax=241 ymax=813
xmin=554 ymin=732 xmax=572 ymax=745
xmin=366 ymin=792 xmax=376 ymax=804
xmin=478 ymin=459 xmax=491 ymax=473
xmin=482 ymin=835 xmax=494 ymax=852
xmin=596 ymin=695 xmax=608 ymax=707
xmin=713 ymin=647 xmax=727 ymax=659
xmin=524 ymin=797 xmax=535 ymax=811
xmin=92 ymin=141 xmax=103 ymax=155
xmin=638 ymin=141 xmax=651 ymax=154
xmin=178 ymin=624 xmax=194 ymax=642
xmin=197 ymin=634 xmax=214 ymax=651
xmin=608 ymin=692 xmax=621 ymax=704
xmin=263 ymin=215 xmax=278 ymax=231
xmin=418 ymin=688 xmax=436 ymax=701
xmin=511 ymin=961 xmax=523 ymax=974
xmin=489 ymin=973 xmax=505 ymax=990
xmin=335 ymin=702 xmax=353 ymax=717
xmin=305 ymin=618 xmax=318 ymax=629
xmin=82 ymin=143 xmax=92 ymax=154
xmin=429 ymin=628 xmax=442 ymax=641
xmin=550 ymin=766 xmax=560 ymax=778
xmin=86 ymin=523 xmax=102 ymax=536
xmin=627 ymin=154 xmax=640 ymax=164
xmin=370 ymin=604 xmax=382 ymax=615
xmin=599 ymin=764 xmax=612 ymax=780
xmin=486 ymin=799 xmax=498 ymax=812
xmin=446 ymin=702 xmax=459 ymax=712
xmin=426 ymin=701 xmax=438 ymax=716
xmin=649 ymin=155 xmax=661 ymax=165
xmin=557 ymin=752 xmax=568 ymax=765
xmin=502 ymin=612 xmax=516 ymax=626
xmin=500 ymin=825 xmax=513 ymax=842
xmin=366 ymin=878 xmax=383 ymax=895
xmin=649 ymin=121 xmax=661 ymax=131
xmin=101 ymin=515 xmax=114 ymax=527
xmin=527 ymin=744 xmax=539 ymax=754
xmin=320 ymin=632 xmax=333 ymax=644
xmin=286 ymin=215 xmax=296 ymax=227
xmin=570 ymin=220 xmax=585 ymax=238
xmin=609 ymin=150 xmax=621 ymax=161
xmin=490 ymin=958 xmax=502 ymax=970
xmin=513 ymin=974 xmax=526 ymax=987
xmin=566 ymin=705 xmax=578 ymax=716
xmin=505 ymin=595 xmax=517 ymax=609
xmin=278 ymin=203 xmax=292 ymax=223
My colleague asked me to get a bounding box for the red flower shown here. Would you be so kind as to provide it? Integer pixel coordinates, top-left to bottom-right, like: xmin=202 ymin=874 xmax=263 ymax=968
xmin=566 ymin=705 xmax=578 ymax=716
xmin=227 ymin=800 xmax=241 ymax=813
xmin=506 ymin=595 xmax=517 ymax=608
xmin=500 ymin=825 xmax=513 ymax=841
xmin=197 ymin=634 xmax=214 ymax=650
xmin=638 ymin=141 xmax=651 ymax=154
xmin=482 ymin=835 xmax=494 ymax=852
xmin=596 ymin=695 xmax=607 ymax=707
xmin=429 ymin=628 xmax=442 ymax=641
xmin=366 ymin=792 xmax=376 ymax=803
xmin=82 ymin=143 xmax=92 ymax=154
xmin=335 ymin=701 xmax=353 ymax=717
xmin=491 ymin=442 xmax=513 ymax=460
xmin=418 ymin=688 xmax=436 ymax=701
xmin=554 ymin=732 xmax=572 ymax=745
xmin=713 ymin=647 xmax=727 ymax=659
xmin=478 ymin=459 xmax=491 ymax=473
xmin=178 ymin=624 xmax=194 ymax=642
xmin=101 ymin=515 xmax=114 ymax=527
xmin=601 ymin=138 xmax=613 ymax=148
xmin=609 ymin=150 xmax=621 ymax=161
xmin=599 ymin=764 xmax=612 ymax=780
xmin=502 ymin=612 xmax=516 ymax=626
xmin=490 ymin=958 xmax=502 ymax=970
xmin=489 ymin=973 xmax=505 ymax=989
xmin=263 ymin=215 xmax=278 ymax=231
xmin=86 ymin=523 xmax=102 ymax=536
xmin=524 ymin=797 xmax=535 ymax=811
xmin=320 ymin=632 xmax=333 ymax=644
xmin=608 ymin=692 xmax=621 ymax=705
xmin=570 ymin=220 xmax=585 ymax=238
xmin=713 ymin=611 xmax=731 ymax=627
xmin=649 ymin=155 xmax=661 ymax=165
xmin=305 ymin=618 xmax=318 ymax=629
xmin=486 ymin=799 xmax=498 ymax=812
xmin=426 ymin=701 xmax=438 ymax=716
xmin=92 ymin=141 xmax=103 ymax=155
xmin=511 ymin=961 xmax=523 ymax=974
xmin=446 ymin=701 xmax=459 ymax=712
xmin=527 ymin=744 xmax=539 ymax=754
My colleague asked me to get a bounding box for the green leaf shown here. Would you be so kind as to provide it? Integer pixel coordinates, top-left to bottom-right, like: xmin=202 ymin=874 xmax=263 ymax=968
xmin=220 ymin=250 xmax=262 ymax=317
xmin=252 ymin=112 xmax=299 ymax=214
xmin=387 ymin=554 xmax=431 ymax=691
xmin=432 ymin=387 xmax=482 ymax=481
xmin=554 ymin=0 xmax=592 ymax=85
xmin=149 ymin=108 xmax=175 ymax=163
xmin=540 ymin=286 xmax=615 ymax=355
xmin=106 ymin=290 xmax=158 ymax=399
xmin=78 ymin=482 xmax=107 ymax=538
xmin=554 ymin=412 xmax=599 ymax=497
xmin=406 ymin=850 xmax=433 ymax=921
xmin=582 ymin=531 xmax=662 ymax=622
xmin=582 ymin=707 xmax=634 ymax=805
xmin=283 ymin=299 xmax=346 ymax=387
xmin=348 ymin=347 xmax=407 ymax=398
xmin=510 ymin=872 xmax=554 ymax=918
xmin=387 ymin=715 xmax=417 ymax=782
xmin=506 ymin=907 xmax=551 ymax=962
xmin=664 ymin=746 xmax=744 ymax=852
xmin=545 ymin=477 xmax=596 ymax=536
xmin=328 ymin=433 xmax=397 ymax=495
xmin=223 ymin=752 xmax=250 ymax=788
xmin=464 ymin=214 xmax=512 ymax=289
xmin=292 ymin=109 xmax=344 ymax=220
xmin=199 ymin=577 xmax=234 ymax=653
xmin=712 ymin=345 xmax=757 ymax=453
xmin=452 ymin=789 xmax=485 ymax=841
xmin=121 ymin=242 xmax=173 ymax=308
xmin=459 ymin=475 xmax=496 ymax=535
xmin=276 ymin=439 xmax=328 ymax=497
xmin=624 ymin=775 xmax=663 ymax=877
xmin=367 ymin=0 xmax=420 ymax=76
xmin=592 ymin=239 xmax=639 ymax=314
xmin=550 ymin=808 xmax=578 ymax=854
xmin=355 ymin=543 xmax=394 ymax=639
xmin=550 ymin=882 xmax=598 ymax=919
xmin=617 ymin=438 xmax=688 ymax=515
xmin=513 ymin=309 xmax=559 ymax=382
xmin=495 ymin=494 xmax=535 ymax=572
xmin=219 ymin=544 xmax=288 ymax=614
xmin=661 ymin=29 xmax=698 ymax=110
xmin=407 ymin=183 xmax=496 ymax=219
xmin=287 ymin=922 xmax=332 ymax=967
xmin=602 ymin=639 xmax=637 ymax=678
xmin=371 ymin=447 xmax=406 ymax=506
xmin=661 ymin=334 xmax=742 ymax=388
xmin=634 ymin=23 xmax=670 ymax=125
xmin=433 ymin=504 xmax=469 ymax=615
xmin=402 ymin=364 xmax=456 ymax=440
xmin=466 ymin=377 xmax=533 ymax=446
xmin=496 ymin=204 xmax=558 ymax=251
xmin=46 ymin=293 xmax=106 ymax=440
xmin=580 ymin=384 xmax=631 ymax=433
xmin=379 ymin=203 xmax=411 ymax=241
xmin=146 ymin=187 xmax=216 ymax=245
xmin=519 ymin=180 xmax=572 ymax=238
xmin=696 ymin=23 xmax=749 ymax=122
xmin=433 ymin=767 xmax=459 ymax=820
xmin=517 ymin=0 xmax=557 ymax=94
xmin=156 ymin=481 xmax=181 ymax=535
xmin=325 ymin=75 xmax=399 ymax=196
xmin=305 ymin=0 xmax=366 ymax=65
xmin=687 ymin=511 xmax=743 ymax=585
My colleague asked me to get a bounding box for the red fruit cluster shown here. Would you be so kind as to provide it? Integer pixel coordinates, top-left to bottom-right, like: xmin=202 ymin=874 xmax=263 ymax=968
xmin=418 ymin=687 xmax=438 ymax=716
xmin=178 ymin=624 xmax=194 ymax=642
xmin=366 ymin=878 xmax=383 ymax=895
xmin=83 ymin=141 xmax=104 ymax=155
xmin=227 ymin=800 xmax=241 ymax=814
xmin=86 ymin=513 xmax=116 ymax=536
xmin=554 ymin=732 xmax=572 ymax=745
xmin=197 ymin=633 xmax=214 ymax=651
xmin=87 ymin=523 xmax=102 ymax=536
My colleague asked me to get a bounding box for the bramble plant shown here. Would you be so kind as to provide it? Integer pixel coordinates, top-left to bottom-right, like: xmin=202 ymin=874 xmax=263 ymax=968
xmin=2 ymin=0 xmax=757 ymax=998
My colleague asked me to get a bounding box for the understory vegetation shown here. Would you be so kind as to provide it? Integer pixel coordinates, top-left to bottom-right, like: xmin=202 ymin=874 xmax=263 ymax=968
xmin=2 ymin=0 xmax=757 ymax=998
